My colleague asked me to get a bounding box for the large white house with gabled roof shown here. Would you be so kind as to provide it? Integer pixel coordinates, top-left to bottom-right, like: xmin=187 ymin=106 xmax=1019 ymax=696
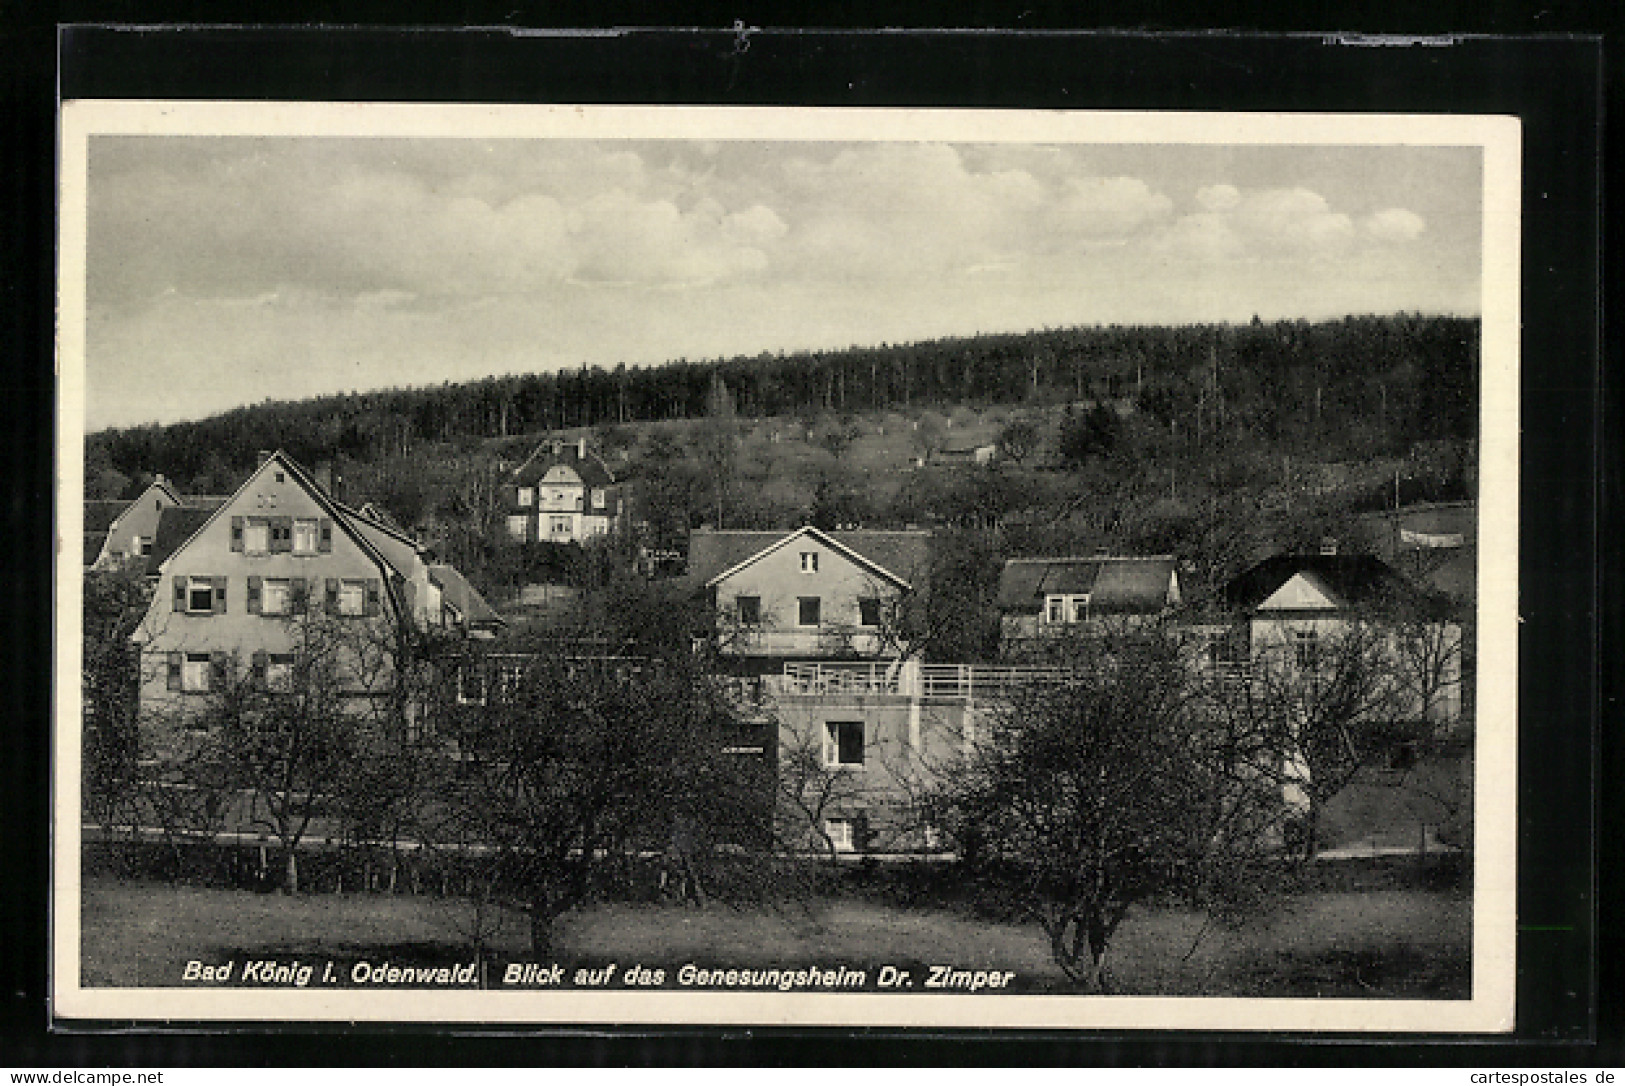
xmin=131 ymin=450 xmax=501 ymax=725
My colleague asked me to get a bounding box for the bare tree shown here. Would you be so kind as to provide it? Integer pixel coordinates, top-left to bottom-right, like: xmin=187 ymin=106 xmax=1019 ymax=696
xmin=1244 ymin=616 xmax=1417 ymax=859
xmin=939 ymin=629 xmax=1294 ymax=991
xmin=440 ymin=649 xmax=764 ymax=955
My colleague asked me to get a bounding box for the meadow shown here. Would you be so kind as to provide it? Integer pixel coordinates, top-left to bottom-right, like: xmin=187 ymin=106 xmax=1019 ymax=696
xmin=80 ymin=877 xmax=1470 ymax=998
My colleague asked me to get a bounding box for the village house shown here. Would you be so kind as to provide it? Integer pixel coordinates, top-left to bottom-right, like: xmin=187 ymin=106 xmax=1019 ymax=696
xmin=86 ymin=475 xmax=226 ymax=571
xmin=686 ymin=525 xmax=932 ymax=676
xmin=131 ymin=450 xmax=502 ymax=729
xmin=502 ymin=437 xmax=624 ymax=544
xmin=1183 ymin=546 xmax=1464 ymax=732
xmin=995 ymin=554 xmax=1182 ymax=658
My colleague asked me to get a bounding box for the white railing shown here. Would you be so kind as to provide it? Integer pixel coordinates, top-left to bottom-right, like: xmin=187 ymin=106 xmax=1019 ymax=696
xmin=917 ymin=663 xmax=1073 ymax=700
xmin=778 ymin=661 xmax=1073 ymax=702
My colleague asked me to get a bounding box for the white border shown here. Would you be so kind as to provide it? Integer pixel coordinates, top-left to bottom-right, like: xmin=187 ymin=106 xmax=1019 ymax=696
xmin=54 ymin=101 xmax=1520 ymax=1031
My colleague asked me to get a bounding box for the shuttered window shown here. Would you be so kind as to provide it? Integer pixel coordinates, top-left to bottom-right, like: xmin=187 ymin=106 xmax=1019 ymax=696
xmin=242 ymin=521 xmax=270 ymax=554
xmin=175 ymin=576 xmax=224 ymax=614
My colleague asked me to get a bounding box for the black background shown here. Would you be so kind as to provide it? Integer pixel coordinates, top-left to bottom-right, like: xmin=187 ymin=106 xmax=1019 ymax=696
xmin=2 ymin=8 xmax=1613 ymax=1068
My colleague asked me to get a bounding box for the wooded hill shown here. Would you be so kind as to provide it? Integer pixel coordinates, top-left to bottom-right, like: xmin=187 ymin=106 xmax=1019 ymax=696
xmin=87 ymin=314 xmax=1476 ymax=495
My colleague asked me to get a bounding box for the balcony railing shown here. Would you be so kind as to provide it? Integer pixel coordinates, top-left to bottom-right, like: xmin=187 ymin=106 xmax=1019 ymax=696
xmin=777 ymin=661 xmax=1073 ymax=701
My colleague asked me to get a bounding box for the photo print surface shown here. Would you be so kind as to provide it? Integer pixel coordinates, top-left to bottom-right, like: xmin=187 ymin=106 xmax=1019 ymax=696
xmin=56 ymin=103 xmax=1519 ymax=1030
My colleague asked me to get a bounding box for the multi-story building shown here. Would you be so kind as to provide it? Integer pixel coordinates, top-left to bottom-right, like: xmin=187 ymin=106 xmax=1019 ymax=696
xmin=688 ymin=525 xmax=932 ymax=677
xmin=131 ymin=450 xmax=501 ymax=728
xmin=502 ymin=438 xmax=624 ymax=544
xmin=765 ymin=658 xmax=1068 ymax=853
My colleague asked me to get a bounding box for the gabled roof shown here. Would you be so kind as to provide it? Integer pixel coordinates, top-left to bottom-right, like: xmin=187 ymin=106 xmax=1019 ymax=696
xmin=154 ymin=451 xmax=403 ymax=608
xmin=430 ymin=564 xmax=505 ymax=629
xmin=997 ymin=556 xmax=1178 ymax=614
xmin=689 ymin=526 xmax=932 ymax=591
xmin=1216 ymin=553 xmax=1438 ymax=616
xmin=510 ymin=440 xmax=616 ymax=489
xmin=146 ymin=506 xmax=218 ymax=570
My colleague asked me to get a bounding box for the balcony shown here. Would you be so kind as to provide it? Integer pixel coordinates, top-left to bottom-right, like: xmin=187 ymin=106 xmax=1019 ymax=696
xmin=777 ymin=661 xmax=1073 ymax=702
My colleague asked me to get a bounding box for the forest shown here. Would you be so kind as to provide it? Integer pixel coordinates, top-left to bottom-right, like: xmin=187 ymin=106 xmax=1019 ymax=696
xmin=84 ymin=314 xmax=1478 ymax=630
xmin=86 ymin=314 xmax=1475 ymax=493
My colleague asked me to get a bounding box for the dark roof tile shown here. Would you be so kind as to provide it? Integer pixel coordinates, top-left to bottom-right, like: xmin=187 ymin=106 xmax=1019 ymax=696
xmin=997 ymin=556 xmax=1177 ymax=613
xmin=686 ymin=527 xmax=932 ymax=589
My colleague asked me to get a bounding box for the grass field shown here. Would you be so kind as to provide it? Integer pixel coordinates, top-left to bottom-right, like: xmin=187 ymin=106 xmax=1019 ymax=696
xmin=80 ymin=878 xmax=1469 ymax=997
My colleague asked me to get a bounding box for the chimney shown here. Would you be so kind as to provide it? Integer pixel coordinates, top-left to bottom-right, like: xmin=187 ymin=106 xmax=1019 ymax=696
xmin=154 ymin=473 xmax=166 ymax=485
xmin=257 ymin=449 xmax=275 ymax=465
xmin=1319 ymin=537 xmax=1339 ymax=556
xmin=313 ymin=462 xmax=333 ymax=496
xmin=577 ymin=437 xmax=588 ymax=460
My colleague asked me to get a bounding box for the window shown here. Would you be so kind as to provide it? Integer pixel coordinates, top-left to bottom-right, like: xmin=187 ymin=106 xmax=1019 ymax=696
xmin=800 ymin=551 xmax=818 ymax=573
xmin=825 ymin=721 xmax=864 ymax=767
xmin=136 ymin=536 xmax=153 ymax=556
xmin=1293 ymin=629 xmax=1320 ymax=668
xmin=592 ymin=489 xmax=606 ymax=510
xmin=292 ymin=518 xmax=319 ymax=555
xmin=181 ymin=653 xmax=211 ymax=693
xmin=338 ymin=579 xmax=366 ymax=617
xmin=1045 ymin=594 xmax=1091 ymax=624
xmin=457 ymin=661 xmax=487 ymax=706
xmin=736 ymin=595 xmax=761 ymax=625
xmin=188 ymin=580 xmax=216 ymax=613
xmin=858 ymin=597 xmax=881 ymax=627
xmin=823 ymin=818 xmax=855 ymax=853
xmin=241 ymin=521 xmax=269 ymax=555
xmin=265 ymin=654 xmax=294 ymax=693
xmin=260 ymin=578 xmax=291 ymax=616
xmin=507 ymin=515 xmax=529 ymax=540
xmin=517 ymin=486 xmax=534 ymax=507
xmin=798 ymin=596 xmax=821 ymax=627
xmin=549 ymin=515 xmax=573 ymax=537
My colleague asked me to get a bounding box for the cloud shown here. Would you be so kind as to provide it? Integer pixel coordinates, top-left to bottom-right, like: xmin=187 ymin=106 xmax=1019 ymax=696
xmin=1163 ymin=186 xmax=1358 ymax=259
xmin=1364 ymin=207 xmax=1427 ymax=243
xmin=88 ymin=141 xmax=789 ymax=303
xmin=1054 ymin=176 xmax=1172 ymax=237
xmin=1195 ymin=184 xmax=1240 ymax=211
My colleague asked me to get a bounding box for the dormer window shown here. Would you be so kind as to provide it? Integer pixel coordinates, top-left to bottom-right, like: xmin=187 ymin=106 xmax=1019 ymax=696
xmin=800 ymin=552 xmax=818 ymax=573
xmin=517 ymin=487 xmax=534 ymax=507
xmin=1044 ymin=594 xmax=1091 ymax=624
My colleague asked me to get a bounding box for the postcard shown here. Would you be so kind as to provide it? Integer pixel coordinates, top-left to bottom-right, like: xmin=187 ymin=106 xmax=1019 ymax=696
xmin=56 ymin=101 xmax=1518 ymax=1031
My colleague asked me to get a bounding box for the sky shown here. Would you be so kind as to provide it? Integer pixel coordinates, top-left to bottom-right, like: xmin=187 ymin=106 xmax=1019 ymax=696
xmin=83 ymin=136 xmax=1483 ymax=430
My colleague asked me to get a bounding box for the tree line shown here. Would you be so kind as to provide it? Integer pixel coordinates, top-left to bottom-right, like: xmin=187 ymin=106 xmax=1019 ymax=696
xmin=86 ymin=314 xmax=1477 ymax=499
